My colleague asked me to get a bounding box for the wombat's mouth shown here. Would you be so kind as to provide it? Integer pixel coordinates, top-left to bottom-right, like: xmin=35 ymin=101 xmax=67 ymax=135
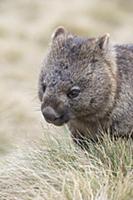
xmin=45 ymin=114 xmax=70 ymax=126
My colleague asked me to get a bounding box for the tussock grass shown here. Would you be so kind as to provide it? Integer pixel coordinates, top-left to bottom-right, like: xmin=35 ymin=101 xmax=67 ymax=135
xmin=0 ymin=129 xmax=132 ymax=200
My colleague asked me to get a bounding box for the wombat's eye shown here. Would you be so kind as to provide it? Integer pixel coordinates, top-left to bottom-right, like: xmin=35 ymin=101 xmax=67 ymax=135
xmin=42 ymin=82 xmax=46 ymax=93
xmin=67 ymin=86 xmax=80 ymax=99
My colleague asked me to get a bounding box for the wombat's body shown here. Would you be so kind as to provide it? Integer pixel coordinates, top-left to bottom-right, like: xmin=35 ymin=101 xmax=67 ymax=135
xmin=38 ymin=27 xmax=133 ymax=145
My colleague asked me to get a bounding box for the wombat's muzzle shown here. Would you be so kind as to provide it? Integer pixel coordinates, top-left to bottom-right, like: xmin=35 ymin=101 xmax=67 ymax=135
xmin=41 ymin=106 xmax=69 ymax=126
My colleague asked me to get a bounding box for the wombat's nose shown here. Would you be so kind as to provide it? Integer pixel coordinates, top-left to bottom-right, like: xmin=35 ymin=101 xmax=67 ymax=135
xmin=42 ymin=106 xmax=60 ymax=123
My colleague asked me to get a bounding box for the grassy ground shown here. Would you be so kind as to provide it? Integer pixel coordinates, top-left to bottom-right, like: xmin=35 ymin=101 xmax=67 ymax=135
xmin=0 ymin=0 xmax=133 ymax=199
xmin=0 ymin=131 xmax=132 ymax=200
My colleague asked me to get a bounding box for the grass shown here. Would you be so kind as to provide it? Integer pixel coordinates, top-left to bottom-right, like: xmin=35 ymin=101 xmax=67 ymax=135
xmin=0 ymin=131 xmax=132 ymax=200
xmin=0 ymin=0 xmax=133 ymax=199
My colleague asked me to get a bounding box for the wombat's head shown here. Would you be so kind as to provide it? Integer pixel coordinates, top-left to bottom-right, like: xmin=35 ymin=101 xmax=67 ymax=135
xmin=38 ymin=27 xmax=116 ymax=126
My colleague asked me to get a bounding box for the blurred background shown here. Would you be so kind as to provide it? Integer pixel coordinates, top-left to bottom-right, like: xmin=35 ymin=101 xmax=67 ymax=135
xmin=0 ymin=0 xmax=133 ymax=154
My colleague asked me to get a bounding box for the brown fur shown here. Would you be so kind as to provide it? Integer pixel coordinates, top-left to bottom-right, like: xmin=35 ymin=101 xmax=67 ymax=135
xmin=38 ymin=27 xmax=133 ymax=146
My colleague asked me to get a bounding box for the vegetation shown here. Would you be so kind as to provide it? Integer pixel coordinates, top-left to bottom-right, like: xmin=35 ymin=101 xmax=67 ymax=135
xmin=0 ymin=130 xmax=132 ymax=200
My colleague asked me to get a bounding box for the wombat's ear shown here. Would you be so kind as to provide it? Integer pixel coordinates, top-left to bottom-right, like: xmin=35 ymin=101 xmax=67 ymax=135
xmin=96 ymin=33 xmax=110 ymax=51
xmin=51 ymin=26 xmax=66 ymax=40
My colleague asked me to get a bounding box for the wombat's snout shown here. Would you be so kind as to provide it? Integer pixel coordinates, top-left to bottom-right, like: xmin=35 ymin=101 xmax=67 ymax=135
xmin=41 ymin=106 xmax=69 ymax=126
xmin=42 ymin=106 xmax=60 ymax=122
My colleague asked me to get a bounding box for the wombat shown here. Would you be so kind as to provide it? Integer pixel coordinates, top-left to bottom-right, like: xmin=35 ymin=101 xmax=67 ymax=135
xmin=38 ymin=27 xmax=133 ymax=145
